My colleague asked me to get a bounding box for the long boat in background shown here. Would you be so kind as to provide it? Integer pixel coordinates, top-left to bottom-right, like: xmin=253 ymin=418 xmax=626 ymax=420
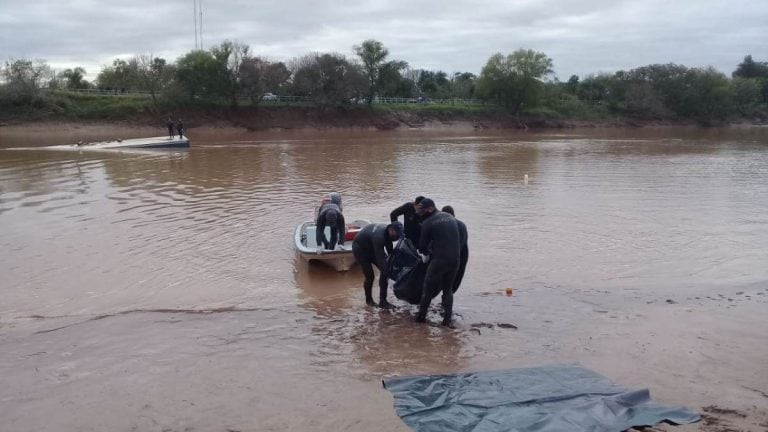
xmin=53 ymin=136 xmax=189 ymax=150
xmin=6 ymin=136 xmax=190 ymax=151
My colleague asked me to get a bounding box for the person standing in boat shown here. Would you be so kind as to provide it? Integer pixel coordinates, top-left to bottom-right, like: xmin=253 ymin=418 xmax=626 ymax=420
xmin=316 ymin=202 xmax=346 ymax=251
xmin=441 ymin=205 xmax=468 ymax=294
xmin=352 ymin=222 xmax=403 ymax=308
xmin=415 ymin=198 xmax=460 ymax=327
xmin=176 ymin=119 xmax=184 ymax=139
xmin=390 ymin=196 xmax=425 ymax=244
xmin=166 ymin=118 xmax=176 ymax=139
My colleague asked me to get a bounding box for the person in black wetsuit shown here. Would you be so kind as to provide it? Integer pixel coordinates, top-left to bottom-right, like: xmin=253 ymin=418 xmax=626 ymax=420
xmin=316 ymin=203 xmax=345 ymax=250
xmin=176 ymin=119 xmax=184 ymax=139
xmin=166 ymin=118 xmax=175 ymax=138
xmin=352 ymin=222 xmax=403 ymax=308
xmin=441 ymin=205 xmax=468 ymax=294
xmin=390 ymin=196 xmax=425 ymax=244
xmin=415 ymin=198 xmax=460 ymax=327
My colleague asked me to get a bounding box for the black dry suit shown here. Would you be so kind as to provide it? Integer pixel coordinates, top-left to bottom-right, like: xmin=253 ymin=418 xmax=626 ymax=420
xmin=316 ymin=203 xmax=345 ymax=250
xmin=390 ymin=202 xmax=421 ymax=243
xmin=453 ymin=218 xmax=468 ymax=293
xmin=352 ymin=223 xmax=394 ymax=304
xmin=417 ymin=210 xmax=460 ymax=323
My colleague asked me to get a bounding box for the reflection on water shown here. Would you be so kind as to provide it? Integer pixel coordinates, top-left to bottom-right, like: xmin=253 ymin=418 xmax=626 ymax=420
xmin=1 ymin=127 xmax=768 ymax=375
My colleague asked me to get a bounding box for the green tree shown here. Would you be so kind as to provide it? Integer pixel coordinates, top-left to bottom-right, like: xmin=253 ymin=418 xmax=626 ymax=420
xmin=733 ymin=55 xmax=768 ymax=79
xmin=210 ymin=40 xmax=250 ymax=108
xmin=376 ymin=60 xmax=413 ymax=98
xmin=174 ymin=50 xmax=225 ymax=102
xmin=450 ymin=72 xmax=476 ymax=99
xmin=476 ymin=49 xmax=553 ymax=113
xmin=730 ymin=77 xmax=763 ymax=115
xmin=135 ymin=55 xmax=174 ymax=106
xmin=292 ymin=53 xmax=366 ymax=107
xmin=565 ymin=75 xmax=579 ymax=94
xmin=418 ymin=70 xmax=449 ymax=98
xmin=1 ymin=58 xmax=52 ymax=98
xmin=732 ymin=55 xmax=768 ymax=104
xmin=96 ymin=58 xmax=139 ymax=91
xmin=239 ymin=57 xmax=290 ymax=104
xmin=59 ymin=67 xmax=91 ymax=90
xmin=354 ymin=39 xmax=389 ymax=105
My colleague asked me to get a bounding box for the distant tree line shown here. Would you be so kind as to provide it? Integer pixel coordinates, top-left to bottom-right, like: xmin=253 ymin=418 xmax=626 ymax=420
xmin=548 ymin=55 xmax=768 ymax=122
xmin=1 ymin=39 xmax=767 ymax=123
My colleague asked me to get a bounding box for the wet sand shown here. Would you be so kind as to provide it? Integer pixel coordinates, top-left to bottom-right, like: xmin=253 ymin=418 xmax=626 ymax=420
xmin=1 ymin=127 xmax=767 ymax=431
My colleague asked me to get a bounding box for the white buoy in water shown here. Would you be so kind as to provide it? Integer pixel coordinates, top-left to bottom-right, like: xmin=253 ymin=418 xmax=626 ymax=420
xmin=524 ymin=174 xmax=529 ymax=185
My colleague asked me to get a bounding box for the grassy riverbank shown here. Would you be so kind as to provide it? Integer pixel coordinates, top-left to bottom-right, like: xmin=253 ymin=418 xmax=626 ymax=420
xmin=1 ymin=90 xmax=764 ymax=130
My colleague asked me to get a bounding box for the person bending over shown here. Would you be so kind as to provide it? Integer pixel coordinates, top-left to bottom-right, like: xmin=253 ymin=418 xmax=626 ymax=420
xmin=316 ymin=203 xmax=345 ymax=250
xmin=352 ymin=222 xmax=403 ymax=308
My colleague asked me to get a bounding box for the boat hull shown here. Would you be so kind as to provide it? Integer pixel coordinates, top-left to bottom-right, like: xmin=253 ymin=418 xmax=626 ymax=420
xmin=7 ymin=136 xmax=190 ymax=151
xmin=294 ymin=219 xmax=371 ymax=271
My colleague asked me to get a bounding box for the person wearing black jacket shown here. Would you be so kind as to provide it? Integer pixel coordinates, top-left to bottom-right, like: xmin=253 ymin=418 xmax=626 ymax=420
xmin=176 ymin=119 xmax=184 ymax=138
xmin=352 ymin=222 xmax=403 ymax=308
xmin=166 ymin=118 xmax=176 ymax=138
xmin=390 ymin=196 xmax=425 ymax=243
xmin=441 ymin=205 xmax=468 ymax=293
xmin=316 ymin=203 xmax=345 ymax=250
xmin=416 ymin=198 xmax=460 ymax=327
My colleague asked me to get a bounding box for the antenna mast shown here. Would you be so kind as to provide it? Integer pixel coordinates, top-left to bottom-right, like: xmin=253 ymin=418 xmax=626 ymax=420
xmin=193 ymin=0 xmax=198 ymax=49
xmin=199 ymin=0 xmax=204 ymax=50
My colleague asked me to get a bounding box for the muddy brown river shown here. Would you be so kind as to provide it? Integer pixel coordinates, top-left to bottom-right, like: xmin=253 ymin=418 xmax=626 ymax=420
xmin=1 ymin=126 xmax=767 ymax=431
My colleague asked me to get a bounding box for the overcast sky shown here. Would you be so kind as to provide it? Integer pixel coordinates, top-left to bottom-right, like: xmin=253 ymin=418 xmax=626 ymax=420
xmin=2 ymin=0 xmax=767 ymax=80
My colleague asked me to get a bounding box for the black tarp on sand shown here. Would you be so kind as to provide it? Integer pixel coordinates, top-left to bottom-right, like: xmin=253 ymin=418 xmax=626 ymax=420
xmin=383 ymin=365 xmax=700 ymax=432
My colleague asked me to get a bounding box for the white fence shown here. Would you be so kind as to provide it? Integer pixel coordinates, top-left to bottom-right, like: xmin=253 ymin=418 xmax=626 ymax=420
xmin=45 ymin=88 xmax=488 ymax=105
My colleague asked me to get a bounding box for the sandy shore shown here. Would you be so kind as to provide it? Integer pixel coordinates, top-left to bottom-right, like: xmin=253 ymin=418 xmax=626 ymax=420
xmin=1 ymin=289 xmax=766 ymax=431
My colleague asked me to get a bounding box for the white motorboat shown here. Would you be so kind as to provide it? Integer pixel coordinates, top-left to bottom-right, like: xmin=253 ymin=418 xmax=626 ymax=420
xmin=7 ymin=136 xmax=190 ymax=151
xmin=294 ymin=219 xmax=371 ymax=271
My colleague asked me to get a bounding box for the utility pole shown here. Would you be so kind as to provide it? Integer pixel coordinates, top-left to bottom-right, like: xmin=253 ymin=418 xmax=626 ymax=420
xmin=199 ymin=0 xmax=203 ymax=50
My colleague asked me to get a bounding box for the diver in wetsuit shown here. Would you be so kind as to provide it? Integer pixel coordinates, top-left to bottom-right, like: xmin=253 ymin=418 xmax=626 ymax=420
xmin=441 ymin=205 xmax=468 ymax=293
xmin=352 ymin=222 xmax=403 ymax=308
xmin=316 ymin=203 xmax=346 ymax=250
xmin=390 ymin=196 xmax=425 ymax=244
xmin=415 ymin=198 xmax=460 ymax=327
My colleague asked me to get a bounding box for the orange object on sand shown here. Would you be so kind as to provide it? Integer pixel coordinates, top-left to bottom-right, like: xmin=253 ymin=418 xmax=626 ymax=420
xmin=505 ymin=288 xmax=514 ymax=296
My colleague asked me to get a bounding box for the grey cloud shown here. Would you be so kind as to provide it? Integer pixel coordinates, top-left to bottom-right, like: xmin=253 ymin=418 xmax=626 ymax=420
xmin=1 ymin=0 xmax=766 ymax=79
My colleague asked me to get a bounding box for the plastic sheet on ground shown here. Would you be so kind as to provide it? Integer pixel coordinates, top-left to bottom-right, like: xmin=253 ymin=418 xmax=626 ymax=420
xmin=383 ymin=364 xmax=700 ymax=432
